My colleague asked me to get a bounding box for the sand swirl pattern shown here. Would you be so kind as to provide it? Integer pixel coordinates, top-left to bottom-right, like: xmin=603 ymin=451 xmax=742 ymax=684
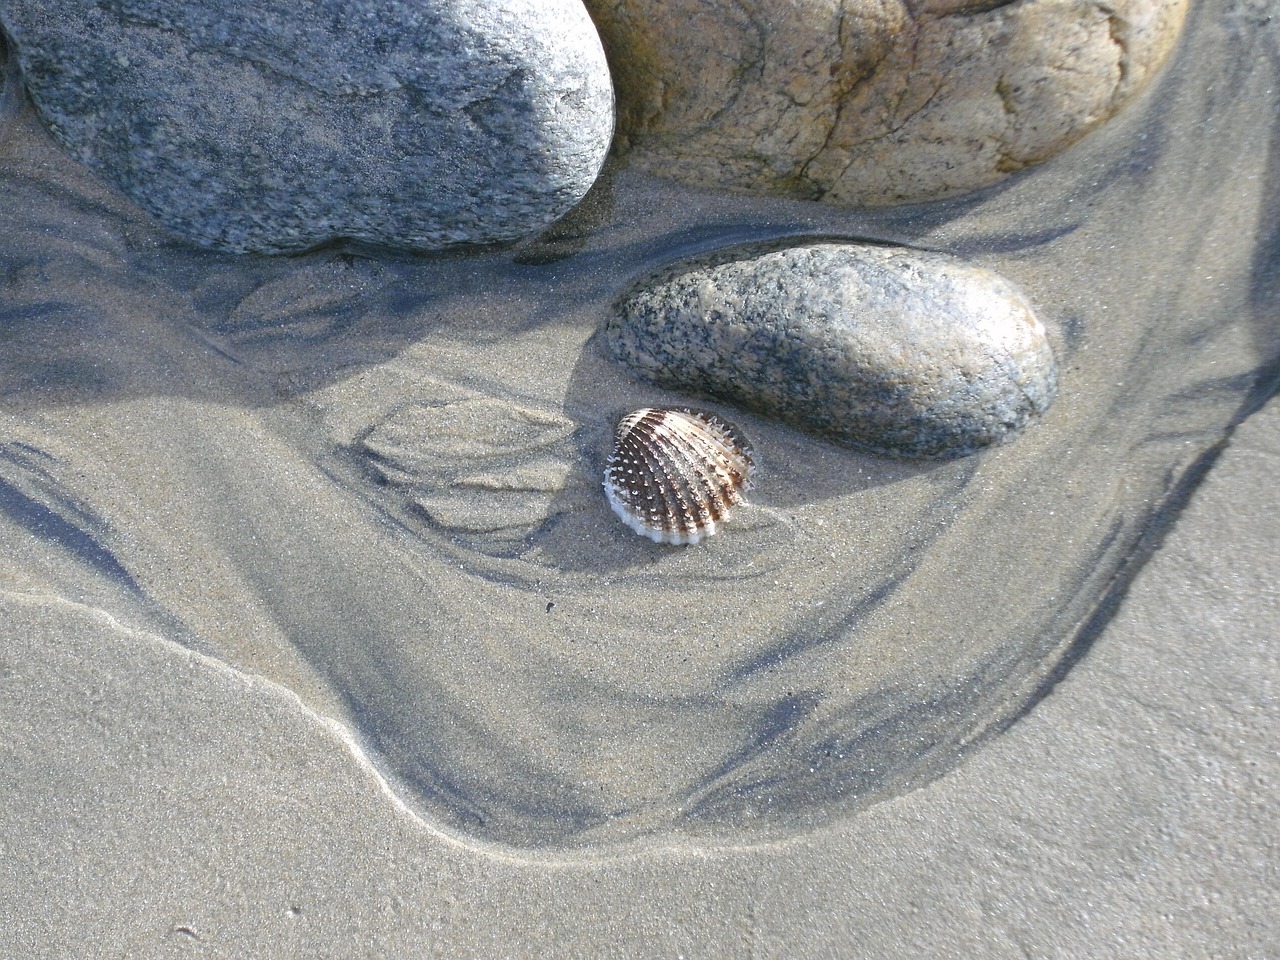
xmin=0 ymin=0 xmax=1275 ymax=854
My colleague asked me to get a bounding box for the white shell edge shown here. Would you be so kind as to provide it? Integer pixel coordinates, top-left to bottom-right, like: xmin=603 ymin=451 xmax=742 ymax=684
xmin=602 ymin=476 xmax=720 ymax=546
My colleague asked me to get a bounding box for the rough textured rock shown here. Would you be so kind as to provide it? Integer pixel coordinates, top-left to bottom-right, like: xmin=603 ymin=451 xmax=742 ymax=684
xmin=605 ymin=242 xmax=1058 ymax=459
xmin=0 ymin=0 xmax=614 ymax=253
xmin=587 ymin=0 xmax=1188 ymax=206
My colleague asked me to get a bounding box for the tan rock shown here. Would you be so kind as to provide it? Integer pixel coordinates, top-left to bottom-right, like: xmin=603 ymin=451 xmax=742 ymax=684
xmin=587 ymin=0 xmax=1188 ymax=205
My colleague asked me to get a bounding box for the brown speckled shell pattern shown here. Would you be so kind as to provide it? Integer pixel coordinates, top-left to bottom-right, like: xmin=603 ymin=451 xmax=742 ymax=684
xmin=603 ymin=408 xmax=755 ymax=545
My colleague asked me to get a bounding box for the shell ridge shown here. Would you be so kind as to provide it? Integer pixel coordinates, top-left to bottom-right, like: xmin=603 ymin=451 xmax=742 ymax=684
xmin=667 ymin=419 xmax=736 ymax=525
xmin=616 ymin=410 xmax=692 ymax=542
xmin=670 ymin=411 xmax=754 ymax=516
xmin=639 ymin=412 xmax=703 ymax=542
xmin=683 ymin=410 xmax=756 ymax=489
xmin=604 ymin=411 xmax=662 ymax=540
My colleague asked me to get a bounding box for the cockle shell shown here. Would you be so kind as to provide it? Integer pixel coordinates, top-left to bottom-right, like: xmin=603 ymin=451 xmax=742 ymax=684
xmin=603 ymin=408 xmax=755 ymax=545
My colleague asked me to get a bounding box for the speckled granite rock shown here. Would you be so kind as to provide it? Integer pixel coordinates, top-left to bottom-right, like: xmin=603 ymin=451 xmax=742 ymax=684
xmin=606 ymin=242 xmax=1058 ymax=459
xmin=587 ymin=0 xmax=1187 ymax=206
xmin=0 ymin=0 xmax=614 ymax=252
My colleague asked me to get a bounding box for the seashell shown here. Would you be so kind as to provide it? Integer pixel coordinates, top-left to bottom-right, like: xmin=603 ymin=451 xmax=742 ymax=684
xmin=603 ymin=408 xmax=755 ymax=545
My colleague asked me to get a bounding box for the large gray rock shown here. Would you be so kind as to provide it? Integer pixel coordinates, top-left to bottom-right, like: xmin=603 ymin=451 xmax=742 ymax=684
xmin=606 ymin=242 xmax=1058 ymax=459
xmin=0 ymin=0 xmax=614 ymax=253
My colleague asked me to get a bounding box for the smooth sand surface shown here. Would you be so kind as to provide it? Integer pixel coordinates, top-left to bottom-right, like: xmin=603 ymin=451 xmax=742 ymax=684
xmin=1 ymin=0 xmax=1278 ymax=953
xmin=4 ymin=395 xmax=1276 ymax=958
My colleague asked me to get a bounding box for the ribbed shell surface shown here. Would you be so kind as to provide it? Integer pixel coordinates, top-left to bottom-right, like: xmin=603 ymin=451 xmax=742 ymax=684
xmin=603 ymin=408 xmax=755 ymax=544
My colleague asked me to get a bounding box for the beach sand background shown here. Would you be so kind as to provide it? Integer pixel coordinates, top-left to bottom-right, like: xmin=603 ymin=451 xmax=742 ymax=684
xmin=1 ymin=0 xmax=1277 ymax=954
xmin=3 ymin=393 xmax=1277 ymax=955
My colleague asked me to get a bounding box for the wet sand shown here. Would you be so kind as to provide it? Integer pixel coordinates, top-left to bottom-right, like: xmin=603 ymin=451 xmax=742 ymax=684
xmin=3 ymin=393 xmax=1276 ymax=956
xmin=1 ymin=0 xmax=1278 ymax=953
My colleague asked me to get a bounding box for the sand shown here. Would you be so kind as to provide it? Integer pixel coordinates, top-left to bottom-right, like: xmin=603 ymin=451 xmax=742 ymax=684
xmin=3 ymin=394 xmax=1276 ymax=958
xmin=1 ymin=0 xmax=1277 ymax=954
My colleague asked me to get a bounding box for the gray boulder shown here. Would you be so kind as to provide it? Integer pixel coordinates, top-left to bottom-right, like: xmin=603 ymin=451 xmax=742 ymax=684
xmin=0 ymin=0 xmax=614 ymax=253
xmin=606 ymin=242 xmax=1058 ymax=460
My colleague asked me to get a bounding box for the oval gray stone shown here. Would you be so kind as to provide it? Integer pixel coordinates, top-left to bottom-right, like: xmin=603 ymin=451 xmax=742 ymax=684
xmin=605 ymin=242 xmax=1058 ymax=459
xmin=0 ymin=0 xmax=614 ymax=253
